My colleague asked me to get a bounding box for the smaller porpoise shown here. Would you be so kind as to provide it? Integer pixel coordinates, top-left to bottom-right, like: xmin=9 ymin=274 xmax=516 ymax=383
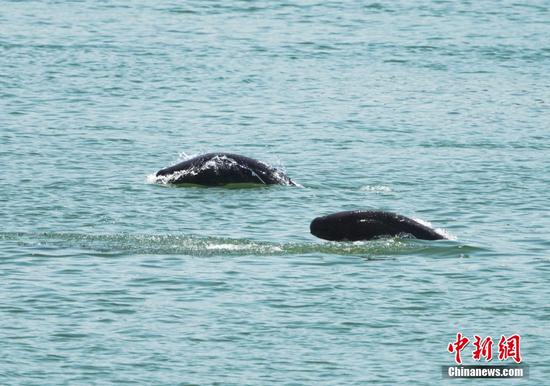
xmin=155 ymin=153 xmax=297 ymax=186
xmin=310 ymin=210 xmax=446 ymax=241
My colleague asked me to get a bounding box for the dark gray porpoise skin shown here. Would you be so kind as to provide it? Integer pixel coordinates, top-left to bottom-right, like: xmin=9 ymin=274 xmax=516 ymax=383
xmin=155 ymin=153 xmax=297 ymax=186
xmin=310 ymin=210 xmax=446 ymax=241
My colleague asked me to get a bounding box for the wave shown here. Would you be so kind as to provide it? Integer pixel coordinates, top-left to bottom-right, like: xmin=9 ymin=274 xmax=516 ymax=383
xmin=0 ymin=232 xmax=478 ymax=258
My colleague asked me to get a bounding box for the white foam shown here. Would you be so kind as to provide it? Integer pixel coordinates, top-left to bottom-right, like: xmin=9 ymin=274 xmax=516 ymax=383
xmin=413 ymin=217 xmax=456 ymax=240
xmin=412 ymin=217 xmax=433 ymax=228
xmin=435 ymin=228 xmax=457 ymax=241
xmin=147 ymin=167 xmax=199 ymax=185
xmin=146 ymin=173 xmax=158 ymax=184
xmin=177 ymin=151 xmax=192 ymax=161
xmin=206 ymin=243 xmax=246 ymax=251
xmin=361 ymin=185 xmax=393 ymax=193
xmin=205 ymin=242 xmax=283 ymax=253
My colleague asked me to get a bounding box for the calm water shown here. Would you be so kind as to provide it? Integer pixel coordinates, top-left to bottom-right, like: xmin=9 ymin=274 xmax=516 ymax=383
xmin=1 ymin=1 xmax=549 ymax=384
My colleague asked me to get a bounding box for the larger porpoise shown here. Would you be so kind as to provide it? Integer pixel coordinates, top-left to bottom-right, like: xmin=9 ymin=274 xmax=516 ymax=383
xmin=155 ymin=153 xmax=297 ymax=186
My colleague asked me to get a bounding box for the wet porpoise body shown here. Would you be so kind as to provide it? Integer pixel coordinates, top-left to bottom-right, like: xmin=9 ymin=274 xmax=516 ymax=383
xmin=155 ymin=153 xmax=297 ymax=186
xmin=310 ymin=210 xmax=446 ymax=241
